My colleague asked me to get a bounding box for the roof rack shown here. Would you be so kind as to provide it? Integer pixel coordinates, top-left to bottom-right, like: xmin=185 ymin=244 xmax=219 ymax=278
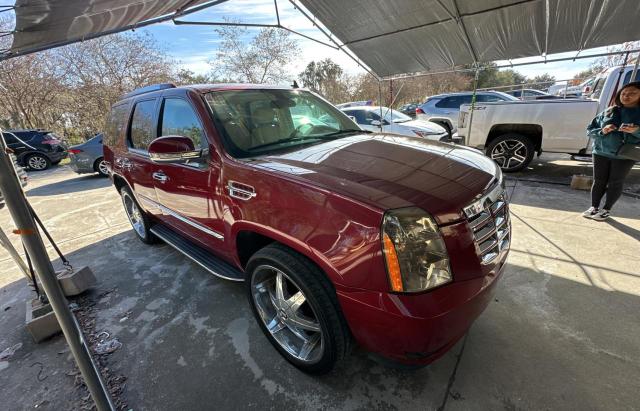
xmin=121 ymin=83 xmax=176 ymax=99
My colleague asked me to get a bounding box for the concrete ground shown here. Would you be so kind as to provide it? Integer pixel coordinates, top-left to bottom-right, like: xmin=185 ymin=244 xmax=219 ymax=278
xmin=0 ymin=154 xmax=639 ymax=410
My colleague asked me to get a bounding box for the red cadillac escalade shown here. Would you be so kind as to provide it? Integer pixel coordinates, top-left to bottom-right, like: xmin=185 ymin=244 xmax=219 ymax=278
xmin=103 ymin=83 xmax=510 ymax=374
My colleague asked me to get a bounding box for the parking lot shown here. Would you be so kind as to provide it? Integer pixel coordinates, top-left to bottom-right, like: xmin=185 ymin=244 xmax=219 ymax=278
xmin=1 ymin=154 xmax=639 ymax=410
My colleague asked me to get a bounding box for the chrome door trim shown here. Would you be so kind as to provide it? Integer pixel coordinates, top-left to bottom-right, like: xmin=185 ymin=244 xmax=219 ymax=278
xmin=138 ymin=194 xmax=224 ymax=240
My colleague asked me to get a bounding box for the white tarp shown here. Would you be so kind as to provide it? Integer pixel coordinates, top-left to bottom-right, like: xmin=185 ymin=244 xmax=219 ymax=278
xmin=298 ymin=0 xmax=640 ymax=77
xmin=3 ymin=0 xmax=216 ymax=58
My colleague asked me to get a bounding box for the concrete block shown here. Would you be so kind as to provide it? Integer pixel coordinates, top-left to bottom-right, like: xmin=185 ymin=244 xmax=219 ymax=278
xmin=56 ymin=266 xmax=96 ymax=297
xmin=570 ymin=174 xmax=593 ymax=191
xmin=25 ymin=299 xmax=61 ymax=343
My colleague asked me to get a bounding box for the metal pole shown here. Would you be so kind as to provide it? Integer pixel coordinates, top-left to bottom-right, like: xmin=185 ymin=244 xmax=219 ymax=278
xmin=631 ymin=52 xmax=639 ymax=83
xmin=465 ymin=65 xmax=481 ymax=146
xmin=0 ymin=136 xmax=115 ymax=411
xmin=378 ymin=81 xmax=384 ymax=132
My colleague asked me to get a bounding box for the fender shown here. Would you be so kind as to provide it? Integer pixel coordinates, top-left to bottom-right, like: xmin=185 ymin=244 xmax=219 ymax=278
xmin=230 ymin=220 xmax=347 ymax=289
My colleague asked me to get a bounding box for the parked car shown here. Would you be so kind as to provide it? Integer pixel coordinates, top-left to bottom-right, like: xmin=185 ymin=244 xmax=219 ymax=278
xmin=105 ymin=83 xmax=509 ymax=374
xmin=506 ymin=89 xmax=557 ymax=100
xmin=341 ymin=106 xmax=448 ymax=140
xmin=398 ymin=103 xmax=419 ymax=117
xmin=0 ymin=129 xmax=67 ymax=171
xmin=68 ymin=133 xmax=108 ymax=177
xmin=417 ymin=91 xmax=518 ymax=136
xmin=457 ymin=65 xmax=640 ymax=172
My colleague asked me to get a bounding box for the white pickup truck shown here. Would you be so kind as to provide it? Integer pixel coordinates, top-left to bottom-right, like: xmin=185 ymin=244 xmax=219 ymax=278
xmin=457 ymin=65 xmax=640 ymax=172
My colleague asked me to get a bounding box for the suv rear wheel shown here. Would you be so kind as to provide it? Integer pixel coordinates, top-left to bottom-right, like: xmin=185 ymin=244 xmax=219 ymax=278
xmin=246 ymin=244 xmax=352 ymax=374
xmin=487 ymin=133 xmax=534 ymax=172
xmin=120 ymin=187 xmax=157 ymax=244
xmin=26 ymin=154 xmax=50 ymax=171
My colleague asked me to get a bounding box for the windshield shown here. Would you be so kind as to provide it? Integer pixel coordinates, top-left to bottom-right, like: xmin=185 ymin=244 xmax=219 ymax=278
xmin=382 ymin=108 xmax=412 ymax=123
xmin=205 ymin=89 xmax=359 ymax=158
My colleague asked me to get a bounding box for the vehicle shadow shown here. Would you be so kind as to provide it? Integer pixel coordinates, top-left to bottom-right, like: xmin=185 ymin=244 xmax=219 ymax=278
xmin=507 ymin=154 xmax=640 ymax=193
xmin=25 ymin=174 xmax=110 ymax=196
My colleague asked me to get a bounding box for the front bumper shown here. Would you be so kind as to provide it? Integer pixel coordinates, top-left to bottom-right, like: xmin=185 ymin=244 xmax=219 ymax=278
xmin=337 ymin=259 xmax=505 ymax=365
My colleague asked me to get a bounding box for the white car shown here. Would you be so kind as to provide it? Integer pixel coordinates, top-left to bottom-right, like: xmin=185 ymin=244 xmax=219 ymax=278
xmin=341 ymin=106 xmax=448 ymax=141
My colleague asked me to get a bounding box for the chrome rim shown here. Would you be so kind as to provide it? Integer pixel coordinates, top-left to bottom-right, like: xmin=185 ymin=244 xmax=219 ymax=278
xmin=28 ymin=156 xmax=47 ymax=170
xmin=122 ymin=192 xmax=146 ymax=239
xmin=491 ymin=140 xmax=527 ymax=170
xmin=98 ymin=160 xmax=108 ymax=175
xmin=251 ymin=265 xmax=324 ymax=363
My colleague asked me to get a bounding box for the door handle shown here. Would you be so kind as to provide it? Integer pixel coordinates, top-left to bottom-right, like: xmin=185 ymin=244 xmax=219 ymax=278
xmin=152 ymin=172 xmax=168 ymax=183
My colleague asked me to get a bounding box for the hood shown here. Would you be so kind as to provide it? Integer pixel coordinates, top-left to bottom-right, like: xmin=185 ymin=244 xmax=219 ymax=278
xmin=252 ymin=134 xmax=498 ymax=225
xmin=396 ymin=119 xmax=446 ymax=134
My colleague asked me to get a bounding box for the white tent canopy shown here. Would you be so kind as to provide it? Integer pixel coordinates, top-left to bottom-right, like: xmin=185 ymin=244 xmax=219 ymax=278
xmin=297 ymin=0 xmax=640 ymax=77
xmin=1 ymin=0 xmax=226 ymax=59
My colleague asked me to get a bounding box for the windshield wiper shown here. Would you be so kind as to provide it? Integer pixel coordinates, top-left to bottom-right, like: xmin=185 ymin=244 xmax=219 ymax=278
xmin=322 ymin=129 xmax=371 ymax=137
xmin=247 ymin=136 xmax=322 ymax=151
xmin=246 ymin=129 xmax=367 ymax=152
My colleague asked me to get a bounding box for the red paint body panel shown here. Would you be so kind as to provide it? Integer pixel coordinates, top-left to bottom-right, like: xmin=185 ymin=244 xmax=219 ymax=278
xmin=103 ymin=84 xmax=510 ymax=365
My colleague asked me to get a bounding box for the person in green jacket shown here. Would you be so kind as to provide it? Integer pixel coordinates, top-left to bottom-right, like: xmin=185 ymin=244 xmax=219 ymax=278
xmin=584 ymin=81 xmax=640 ymax=220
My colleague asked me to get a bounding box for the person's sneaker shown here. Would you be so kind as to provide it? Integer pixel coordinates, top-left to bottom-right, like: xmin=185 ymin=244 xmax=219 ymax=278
xmin=582 ymin=207 xmax=599 ymax=218
xmin=591 ymin=209 xmax=611 ymax=221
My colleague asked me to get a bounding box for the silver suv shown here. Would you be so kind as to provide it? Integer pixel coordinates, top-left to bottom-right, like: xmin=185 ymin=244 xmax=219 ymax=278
xmin=417 ymin=91 xmax=517 ymax=136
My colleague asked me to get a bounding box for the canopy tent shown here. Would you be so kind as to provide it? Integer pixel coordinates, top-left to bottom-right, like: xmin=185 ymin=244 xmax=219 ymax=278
xmin=1 ymin=0 xmax=229 ymax=59
xmin=296 ymin=0 xmax=640 ymax=77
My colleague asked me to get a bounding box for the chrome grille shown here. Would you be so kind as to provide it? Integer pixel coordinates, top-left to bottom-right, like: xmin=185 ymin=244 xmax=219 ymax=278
xmin=467 ymin=194 xmax=510 ymax=264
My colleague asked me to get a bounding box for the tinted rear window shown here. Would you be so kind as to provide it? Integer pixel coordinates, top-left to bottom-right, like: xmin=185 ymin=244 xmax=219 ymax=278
xmin=129 ymin=100 xmax=157 ymax=151
xmin=104 ymin=105 xmax=130 ymax=147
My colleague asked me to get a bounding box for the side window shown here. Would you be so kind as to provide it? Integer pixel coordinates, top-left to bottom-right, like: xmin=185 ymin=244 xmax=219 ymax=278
xmin=622 ymin=70 xmax=640 ymax=85
xmin=129 ymin=100 xmax=157 ymax=151
xmin=477 ymin=94 xmax=502 ymax=103
xmin=159 ymin=98 xmax=204 ymax=147
xmin=346 ymin=110 xmax=366 ymax=124
xmin=2 ymin=133 xmax=17 ymax=144
xmin=435 ymin=97 xmax=453 ymax=108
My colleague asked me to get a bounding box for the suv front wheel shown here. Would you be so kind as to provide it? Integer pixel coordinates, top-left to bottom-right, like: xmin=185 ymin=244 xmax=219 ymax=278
xmin=246 ymin=244 xmax=352 ymax=374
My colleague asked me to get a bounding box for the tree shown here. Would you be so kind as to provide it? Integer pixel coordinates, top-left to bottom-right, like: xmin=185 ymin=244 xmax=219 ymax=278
xmin=529 ymin=74 xmax=556 ymax=91
xmin=175 ymin=69 xmax=212 ymax=85
xmin=210 ymin=22 xmax=300 ymax=84
xmin=298 ymin=59 xmax=350 ymax=102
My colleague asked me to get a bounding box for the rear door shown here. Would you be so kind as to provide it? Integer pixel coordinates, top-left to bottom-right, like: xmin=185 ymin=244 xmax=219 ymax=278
xmin=123 ymin=98 xmax=161 ymax=214
xmin=152 ymin=93 xmax=225 ymax=247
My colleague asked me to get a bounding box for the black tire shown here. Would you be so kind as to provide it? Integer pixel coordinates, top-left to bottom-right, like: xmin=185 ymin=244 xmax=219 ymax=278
xmin=51 ymin=160 xmax=61 ymax=165
xmin=25 ymin=153 xmax=51 ymax=171
xmin=246 ymin=243 xmax=352 ymax=375
xmin=486 ymin=133 xmax=534 ymax=172
xmin=120 ymin=186 xmax=158 ymax=244
xmin=94 ymin=157 xmax=109 ymax=177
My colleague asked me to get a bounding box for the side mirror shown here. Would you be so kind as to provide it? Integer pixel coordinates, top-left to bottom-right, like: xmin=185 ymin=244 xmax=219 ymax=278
xmin=148 ymin=136 xmax=202 ymax=164
xmin=370 ymin=120 xmax=382 ymax=127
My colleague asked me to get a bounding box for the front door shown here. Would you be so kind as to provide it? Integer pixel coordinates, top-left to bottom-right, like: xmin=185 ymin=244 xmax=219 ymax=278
xmin=152 ymin=96 xmax=226 ymax=251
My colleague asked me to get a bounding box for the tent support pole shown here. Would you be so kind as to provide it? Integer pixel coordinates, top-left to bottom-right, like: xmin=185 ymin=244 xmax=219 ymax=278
xmin=378 ymin=81 xmax=384 ymax=132
xmin=0 ymin=136 xmax=115 ymax=411
xmin=466 ymin=65 xmax=481 ymax=146
xmin=631 ymin=52 xmax=640 ymax=83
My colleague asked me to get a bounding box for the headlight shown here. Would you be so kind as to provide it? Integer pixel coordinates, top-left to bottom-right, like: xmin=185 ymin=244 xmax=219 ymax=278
xmin=381 ymin=207 xmax=452 ymax=293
